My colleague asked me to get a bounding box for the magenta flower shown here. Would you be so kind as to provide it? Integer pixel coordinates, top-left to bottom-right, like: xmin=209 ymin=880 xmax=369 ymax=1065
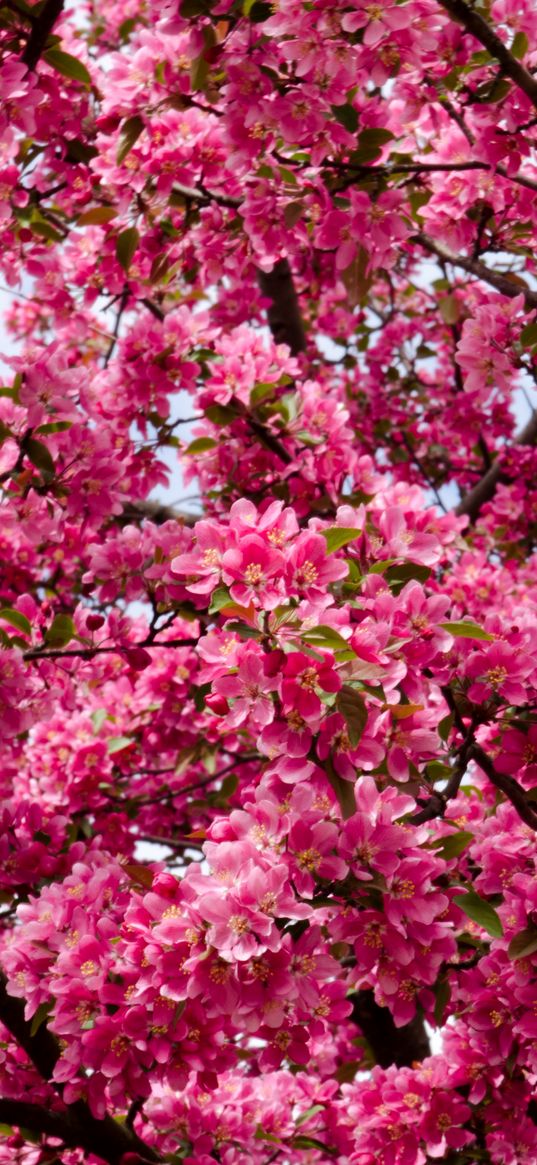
xmin=281 ymin=651 xmax=341 ymax=722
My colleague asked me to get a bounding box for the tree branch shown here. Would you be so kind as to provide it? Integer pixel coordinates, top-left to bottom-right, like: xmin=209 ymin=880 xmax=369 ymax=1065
xmin=350 ymin=989 xmax=431 ymax=1067
xmin=469 ymin=743 xmax=537 ymax=829
xmin=23 ymin=637 xmax=198 ymax=662
xmin=257 ymin=259 xmax=307 ymax=356
xmin=414 ymin=232 xmax=537 ymax=309
xmin=455 ymin=407 xmax=537 ymax=521
xmin=22 ymin=0 xmax=64 ymax=70
xmin=0 ymin=972 xmax=160 ymax=1165
xmin=437 ymin=0 xmax=537 ymax=110
xmin=120 ymin=499 xmax=198 ymax=526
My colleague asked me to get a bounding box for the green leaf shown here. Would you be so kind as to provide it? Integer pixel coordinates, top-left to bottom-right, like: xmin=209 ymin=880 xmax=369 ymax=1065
xmin=44 ymin=48 xmax=92 ymax=86
xmin=336 ymin=685 xmax=367 ymax=747
xmin=520 ymin=321 xmax=537 ymax=348
xmin=385 ymin=562 xmax=432 ymax=587
xmin=438 ymin=713 xmax=453 ymax=742
xmin=439 ymin=294 xmax=461 ymax=325
xmin=209 ymin=587 xmax=233 ymax=614
xmin=116 ymin=226 xmax=139 ymax=271
xmin=432 ymin=831 xmax=474 ymax=860
xmin=35 ymin=421 xmax=72 ymax=434
xmin=508 ymin=926 xmax=537 ymax=961
xmin=511 ymin=31 xmax=528 ymax=59
xmin=250 ymin=382 xmax=275 ymax=407
xmin=205 ymin=403 xmax=237 ymax=425
xmin=184 ymin=437 xmax=217 ymax=454
xmin=77 ymin=206 xmax=118 ymax=226
xmin=454 ymin=890 xmax=503 ymax=938
xmin=30 ymin=1000 xmax=54 ymax=1037
xmin=107 ymin=736 xmax=135 ymax=754
xmin=331 ymin=102 xmax=358 ymax=133
xmin=224 ymin=621 xmax=262 ymax=641
xmin=0 ymin=608 xmax=32 ymax=636
xmin=45 ymin=613 xmax=75 ymax=647
xmin=350 ymin=128 xmax=394 ymax=164
xmin=439 ymin=621 xmax=495 ymax=641
xmin=24 ymin=437 xmax=55 ymax=476
xmin=322 ymin=527 xmax=362 ymax=554
xmin=296 ymin=1105 xmax=324 ymax=1126
xmin=91 ymin=708 xmax=108 ymax=733
xmin=116 ymin=114 xmax=144 ymax=164
xmin=302 ymin=625 xmax=352 ymax=652
xmin=291 ymin=1135 xmax=333 ymax=1153
xmin=434 ymin=976 xmax=451 ymax=1025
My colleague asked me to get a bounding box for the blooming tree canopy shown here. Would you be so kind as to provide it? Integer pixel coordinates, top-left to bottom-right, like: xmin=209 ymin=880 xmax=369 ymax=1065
xmin=3 ymin=0 xmax=537 ymax=1162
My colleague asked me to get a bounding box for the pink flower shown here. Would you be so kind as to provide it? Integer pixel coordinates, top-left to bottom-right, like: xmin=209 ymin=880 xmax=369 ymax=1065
xmin=281 ymin=652 xmax=341 ymax=722
xmin=213 ymin=649 xmax=278 ymax=728
xmin=222 ymin=535 xmax=285 ymax=609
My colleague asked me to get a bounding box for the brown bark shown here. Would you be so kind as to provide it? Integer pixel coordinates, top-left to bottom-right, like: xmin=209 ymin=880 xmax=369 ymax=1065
xmin=437 ymin=0 xmax=537 ymax=110
xmin=22 ymin=0 xmax=64 ymax=70
xmin=350 ymin=989 xmax=431 ymax=1067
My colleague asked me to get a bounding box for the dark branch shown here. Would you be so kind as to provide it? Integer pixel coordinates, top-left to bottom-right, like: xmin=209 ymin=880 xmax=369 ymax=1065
xmin=23 ymin=637 xmax=198 ymax=662
xmin=258 ymin=259 xmax=308 ymax=356
xmin=414 ymin=232 xmax=537 ymax=309
xmin=120 ymin=499 xmax=198 ymax=526
xmin=0 ymin=1098 xmax=82 ymax=1148
xmin=469 ymin=743 xmax=537 ymax=829
xmin=456 ymin=408 xmax=537 ymax=522
xmin=350 ymin=989 xmax=431 ymax=1067
xmin=0 ymin=972 xmax=160 ymax=1165
xmin=437 ymin=0 xmax=537 ymax=110
xmin=22 ymin=0 xmax=64 ymax=70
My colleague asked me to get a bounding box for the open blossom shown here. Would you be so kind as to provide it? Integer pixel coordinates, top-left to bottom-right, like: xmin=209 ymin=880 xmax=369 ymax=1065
xmin=212 ymin=649 xmax=279 ymax=728
xmin=222 ymin=535 xmax=285 ymax=608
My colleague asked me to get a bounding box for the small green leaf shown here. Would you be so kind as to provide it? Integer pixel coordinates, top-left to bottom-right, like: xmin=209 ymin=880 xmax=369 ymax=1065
xmin=44 ymin=48 xmax=92 ymax=86
xmin=24 ymin=436 xmax=55 ymax=476
xmin=116 ymin=226 xmax=139 ymax=271
xmin=302 ymin=625 xmax=351 ymax=652
xmin=336 ymin=685 xmax=367 ymax=748
xmin=322 ymin=527 xmax=362 ymax=554
xmin=35 ymin=421 xmax=72 ymax=434
xmin=45 ymin=613 xmax=75 ymax=647
xmin=439 ymin=294 xmax=461 ymax=324
xmin=0 ymin=608 xmax=32 ymax=636
xmin=116 ymin=115 xmax=144 ymax=164
xmin=224 ymin=621 xmax=262 ymax=641
xmin=434 ymin=976 xmax=451 ymax=1025
xmin=291 ymin=1135 xmax=333 ymax=1153
xmin=209 ymin=587 xmax=233 ymax=614
xmin=331 ymin=102 xmax=358 ymax=133
xmin=107 ymin=736 xmax=134 ymax=754
xmin=296 ymin=1105 xmax=324 ymax=1127
xmin=439 ymin=621 xmax=495 ymax=641
xmin=30 ymin=1001 xmax=54 ymax=1037
xmin=438 ymin=713 xmax=453 ymax=742
xmin=184 ymin=437 xmax=217 ymax=454
xmin=511 ymin=31 xmax=528 ymax=59
xmin=521 ymin=321 xmax=537 ymax=348
xmin=350 ymin=127 xmax=394 ymax=164
xmin=205 ymin=403 xmax=237 ymax=425
xmin=432 ymin=831 xmax=474 ymax=860
xmin=508 ymin=926 xmax=537 ymax=961
xmin=454 ymin=890 xmax=503 ymax=938
xmin=77 ymin=206 xmax=118 ymax=226
xmin=91 ymin=708 xmax=108 ymax=733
